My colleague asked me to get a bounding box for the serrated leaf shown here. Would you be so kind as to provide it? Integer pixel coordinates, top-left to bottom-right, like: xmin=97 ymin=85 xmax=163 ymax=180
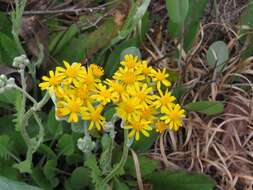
xmin=207 ymin=41 xmax=229 ymax=72
xmin=13 ymin=91 xmax=22 ymax=131
xmin=13 ymin=159 xmax=32 ymax=174
xmin=166 ymin=0 xmax=189 ymax=23
xmin=185 ymin=101 xmax=224 ymax=115
xmin=70 ymin=167 xmax=90 ymax=190
xmin=113 ymin=178 xmax=129 ymax=190
xmin=99 ymin=134 xmax=113 ymax=174
xmin=85 ymin=155 xmax=102 ymax=185
xmin=0 ymin=135 xmax=12 ymax=160
xmin=57 ymin=134 xmax=74 ymax=156
xmin=146 ymin=170 xmax=215 ymax=190
xmin=0 ymin=176 xmax=42 ymax=190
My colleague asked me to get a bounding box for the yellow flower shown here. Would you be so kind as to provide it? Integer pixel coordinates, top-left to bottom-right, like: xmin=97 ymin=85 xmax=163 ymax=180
xmin=106 ymin=79 xmax=126 ymax=102
xmin=56 ymin=61 xmax=85 ymax=87
xmin=56 ymin=97 xmax=84 ymax=123
xmin=140 ymin=106 xmax=157 ymax=121
xmin=124 ymin=115 xmax=152 ymax=141
xmin=83 ymin=67 xmax=100 ymax=88
xmin=91 ymin=83 xmax=112 ymax=105
xmin=74 ymin=84 xmax=93 ymax=104
xmin=160 ymin=104 xmax=185 ymax=131
xmin=137 ymin=60 xmax=154 ymax=77
xmin=151 ymin=68 xmax=171 ymax=89
xmin=120 ymin=54 xmax=139 ymax=69
xmin=155 ymin=121 xmax=167 ymax=133
xmin=116 ymin=96 xmax=142 ymax=121
xmin=153 ymin=89 xmax=176 ymax=109
xmin=113 ymin=67 xmax=145 ymax=87
xmin=127 ymin=83 xmax=154 ymax=106
xmin=90 ymin=64 xmax=104 ymax=78
xmin=39 ymin=70 xmax=63 ymax=93
xmin=82 ymin=103 xmax=105 ymax=130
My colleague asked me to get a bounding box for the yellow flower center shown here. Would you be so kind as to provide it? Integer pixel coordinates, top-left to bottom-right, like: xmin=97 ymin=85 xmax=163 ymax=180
xmin=156 ymin=73 xmax=166 ymax=81
xmin=68 ymin=101 xmax=81 ymax=113
xmin=90 ymin=111 xmax=100 ymax=121
xmin=49 ymin=77 xmax=60 ymax=85
xmin=156 ymin=121 xmax=167 ymax=133
xmin=123 ymin=102 xmax=135 ymax=113
xmin=66 ymin=67 xmax=77 ymax=78
xmin=160 ymin=95 xmax=171 ymax=106
xmin=123 ymin=71 xmax=136 ymax=84
xmin=101 ymin=89 xmax=111 ymax=98
xmin=137 ymin=92 xmax=146 ymax=101
xmin=170 ymin=111 xmax=180 ymax=121
xmin=142 ymin=108 xmax=152 ymax=119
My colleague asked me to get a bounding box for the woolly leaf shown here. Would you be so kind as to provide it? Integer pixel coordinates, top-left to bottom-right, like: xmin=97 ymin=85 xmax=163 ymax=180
xmin=0 ymin=176 xmax=42 ymax=190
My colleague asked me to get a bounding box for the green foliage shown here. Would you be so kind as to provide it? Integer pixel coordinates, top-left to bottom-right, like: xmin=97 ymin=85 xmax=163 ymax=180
xmin=43 ymin=160 xmax=59 ymax=187
xmin=113 ymin=178 xmax=130 ymax=190
xmin=185 ymin=101 xmax=224 ymax=115
xmin=70 ymin=167 xmax=91 ymax=190
xmin=125 ymin=155 xmax=159 ymax=178
xmin=57 ymin=134 xmax=75 ymax=156
xmin=207 ymin=41 xmax=229 ymax=72
xmin=0 ymin=176 xmax=42 ymax=190
xmin=146 ymin=170 xmax=215 ymax=190
xmin=166 ymin=0 xmax=189 ymax=23
xmin=131 ymin=132 xmax=158 ymax=153
xmin=0 ymin=135 xmax=12 ymax=160
xmin=13 ymin=159 xmax=32 ymax=174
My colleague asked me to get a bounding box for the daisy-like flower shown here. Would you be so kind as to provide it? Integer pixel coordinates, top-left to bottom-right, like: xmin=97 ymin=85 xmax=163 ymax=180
xmin=141 ymin=106 xmax=157 ymax=121
xmin=153 ymin=89 xmax=176 ymax=109
xmin=124 ymin=115 xmax=152 ymax=141
xmin=137 ymin=60 xmax=154 ymax=77
xmin=106 ymin=79 xmax=126 ymax=102
xmin=56 ymin=61 xmax=85 ymax=87
xmin=75 ymin=84 xmax=93 ymax=105
xmin=39 ymin=70 xmax=63 ymax=93
xmin=91 ymin=83 xmax=112 ymax=105
xmin=116 ymin=96 xmax=142 ymax=121
xmin=127 ymin=83 xmax=154 ymax=106
xmin=113 ymin=67 xmax=145 ymax=87
xmin=160 ymin=104 xmax=186 ymax=131
xmin=83 ymin=67 xmax=100 ymax=89
xmin=151 ymin=68 xmax=171 ymax=89
xmin=120 ymin=54 xmax=139 ymax=69
xmin=155 ymin=121 xmax=167 ymax=133
xmin=56 ymin=96 xmax=85 ymax=123
xmin=82 ymin=103 xmax=105 ymax=130
xmin=90 ymin=64 xmax=104 ymax=78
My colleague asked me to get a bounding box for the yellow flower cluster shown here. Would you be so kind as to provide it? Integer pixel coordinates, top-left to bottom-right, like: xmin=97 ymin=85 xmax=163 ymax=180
xmin=39 ymin=55 xmax=185 ymax=140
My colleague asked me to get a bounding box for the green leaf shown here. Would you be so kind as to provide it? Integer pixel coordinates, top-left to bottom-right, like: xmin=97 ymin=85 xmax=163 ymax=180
xmin=99 ymin=134 xmax=113 ymax=174
xmin=146 ymin=170 xmax=215 ymax=190
xmin=57 ymin=134 xmax=74 ymax=156
xmin=31 ymin=168 xmax=52 ymax=190
xmin=70 ymin=167 xmax=90 ymax=190
xmin=0 ymin=176 xmax=42 ymax=190
xmin=207 ymin=41 xmax=229 ymax=72
xmin=105 ymin=38 xmax=138 ymax=77
xmin=46 ymin=108 xmax=62 ymax=137
xmin=131 ymin=132 xmax=158 ymax=153
xmin=166 ymin=0 xmax=189 ymax=23
xmin=43 ymin=160 xmax=58 ymax=187
xmin=125 ymin=156 xmax=159 ymax=178
xmin=113 ymin=178 xmax=129 ymax=190
xmin=120 ymin=47 xmax=141 ymax=61
xmin=0 ymin=135 xmax=12 ymax=160
xmin=103 ymin=106 xmax=116 ymax=121
xmin=0 ymin=159 xmax=18 ymax=180
xmin=13 ymin=90 xmax=22 ymax=131
xmin=52 ymin=24 xmax=78 ymax=55
xmin=239 ymin=1 xmax=253 ymax=28
xmin=0 ymin=32 xmax=19 ymax=65
xmin=13 ymin=159 xmax=32 ymax=174
xmin=85 ymin=155 xmax=102 ymax=185
xmin=183 ymin=0 xmax=209 ymax=50
xmin=0 ymin=12 xmax=12 ymax=36
xmin=185 ymin=101 xmax=224 ymax=115
xmin=38 ymin=144 xmax=57 ymax=160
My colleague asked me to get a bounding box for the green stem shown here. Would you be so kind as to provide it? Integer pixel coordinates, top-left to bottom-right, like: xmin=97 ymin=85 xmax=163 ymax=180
xmin=14 ymin=85 xmax=38 ymax=104
xmin=100 ymin=129 xmax=129 ymax=187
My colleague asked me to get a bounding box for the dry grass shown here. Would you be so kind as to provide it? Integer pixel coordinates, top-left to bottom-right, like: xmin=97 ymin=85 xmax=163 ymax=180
xmin=146 ymin=1 xmax=253 ymax=189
